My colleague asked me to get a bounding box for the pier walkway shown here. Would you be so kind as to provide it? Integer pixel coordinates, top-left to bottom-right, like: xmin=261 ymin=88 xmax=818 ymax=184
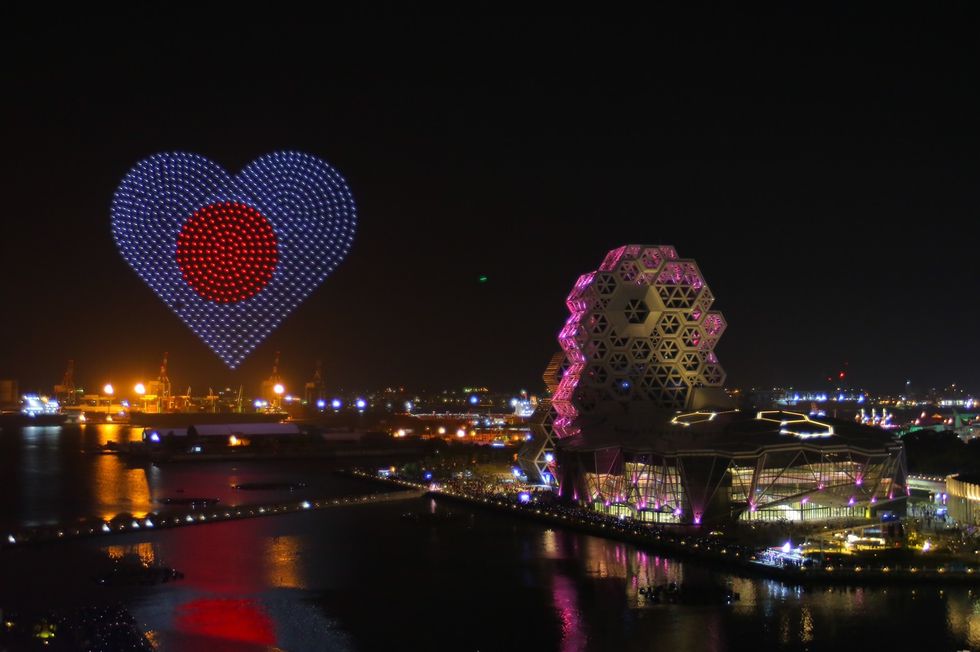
xmin=1 ymin=488 xmax=424 ymax=549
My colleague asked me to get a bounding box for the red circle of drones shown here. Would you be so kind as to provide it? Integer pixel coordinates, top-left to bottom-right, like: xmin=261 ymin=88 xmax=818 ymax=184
xmin=175 ymin=201 xmax=278 ymax=303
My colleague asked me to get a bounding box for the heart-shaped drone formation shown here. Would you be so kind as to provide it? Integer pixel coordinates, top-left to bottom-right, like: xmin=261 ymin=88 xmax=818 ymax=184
xmin=111 ymin=151 xmax=356 ymax=368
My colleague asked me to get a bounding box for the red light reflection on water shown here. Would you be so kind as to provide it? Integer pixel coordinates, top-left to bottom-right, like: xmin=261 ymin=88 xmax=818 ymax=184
xmin=174 ymin=598 xmax=275 ymax=646
xmin=168 ymin=519 xmax=267 ymax=593
xmin=163 ymin=519 xmax=279 ymax=647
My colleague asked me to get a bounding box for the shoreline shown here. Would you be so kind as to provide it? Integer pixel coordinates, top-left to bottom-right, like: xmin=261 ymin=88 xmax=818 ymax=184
xmin=349 ymin=470 xmax=980 ymax=586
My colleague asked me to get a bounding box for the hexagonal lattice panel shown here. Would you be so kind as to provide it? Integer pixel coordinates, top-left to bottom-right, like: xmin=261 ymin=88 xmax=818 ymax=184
xmin=624 ymin=299 xmax=650 ymax=324
xmin=657 ymin=313 xmax=681 ymax=336
xmin=550 ymin=245 xmax=726 ymax=438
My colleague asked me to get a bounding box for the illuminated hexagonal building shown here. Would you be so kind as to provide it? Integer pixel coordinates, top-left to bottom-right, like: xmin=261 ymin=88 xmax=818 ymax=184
xmin=543 ymin=245 xmax=907 ymax=524
xmin=551 ymin=245 xmax=728 ymax=441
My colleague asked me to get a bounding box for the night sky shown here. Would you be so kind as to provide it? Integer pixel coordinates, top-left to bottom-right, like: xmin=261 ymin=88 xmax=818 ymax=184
xmin=2 ymin=7 xmax=978 ymax=396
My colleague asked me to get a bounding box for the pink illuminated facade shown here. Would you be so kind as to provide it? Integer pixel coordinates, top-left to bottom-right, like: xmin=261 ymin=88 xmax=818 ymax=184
xmin=552 ymin=245 xmax=727 ymax=439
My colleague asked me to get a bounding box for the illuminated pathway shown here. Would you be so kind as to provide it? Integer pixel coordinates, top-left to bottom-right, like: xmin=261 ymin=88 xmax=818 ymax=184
xmin=1 ymin=489 xmax=424 ymax=549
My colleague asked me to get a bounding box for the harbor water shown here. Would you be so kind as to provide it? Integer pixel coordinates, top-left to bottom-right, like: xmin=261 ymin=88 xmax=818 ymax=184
xmin=1 ymin=424 xmax=978 ymax=651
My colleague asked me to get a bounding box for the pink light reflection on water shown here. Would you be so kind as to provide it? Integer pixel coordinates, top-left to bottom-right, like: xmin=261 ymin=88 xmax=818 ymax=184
xmin=551 ymin=573 xmax=587 ymax=652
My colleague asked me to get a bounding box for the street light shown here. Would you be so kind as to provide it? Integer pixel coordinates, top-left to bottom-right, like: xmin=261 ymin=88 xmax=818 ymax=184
xmin=134 ymin=383 xmax=146 ymax=412
xmin=103 ymin=384 xmax=114 ymax=418
xmin=273 ymin=383 xmax=284 ymax=410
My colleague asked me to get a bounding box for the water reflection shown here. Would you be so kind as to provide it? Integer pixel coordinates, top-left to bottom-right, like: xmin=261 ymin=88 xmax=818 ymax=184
xmin=4 ymin=427 xmax=980 ymax=650
xmin=800 ymin=606 xmax=814 ymax=644
xmin=2 ymin=494 xmax=978 ymax=651
xmin=3 ymin=424 xmax=396 ymax=532
xmin=19 ymin=427 xmax=62 ymax=526
xmin=174 ymin=598 xmax=276 ymax=648
xmin=552 ymin=573 xmax=586 ymax=652
xmin=266 ymin=535 xmax=304 ymax=589
xmin=573 ymin=534 xmax=689 ymax=589
xmin=946 ymin=589 xmax=980 ymax=647
xmin=90 ymin=423 xmax=124 ymax=447
xmin=542 ymin=528 xmax=564 ymax=559
xmin=967 ymin=597 xmax=980 ymax=646
xmin=530 ymin=510 xmax=980 ymax=651
xmin=166 ymin=518 xmax=270 ymax=594
xmin=93 ymin=453 xmax=152 ymax=520
xmin=104 ymin=541 xmax=157 ymax=567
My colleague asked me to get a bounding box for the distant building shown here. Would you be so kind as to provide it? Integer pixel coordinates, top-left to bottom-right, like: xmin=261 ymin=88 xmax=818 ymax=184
xmin=0 ymin=379 xmax=18 ymax=409
xmin=140 ymin=422 xmax=305 ymax=451
xmin=946 ymin=473 xmax=980 ymax=525
xmin=904 ymin=407 xmax=980 ymax=440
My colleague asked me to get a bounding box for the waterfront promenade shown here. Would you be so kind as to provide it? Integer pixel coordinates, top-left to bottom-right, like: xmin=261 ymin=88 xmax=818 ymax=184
xmin=351 ymin=470 xmax=980 ymax=585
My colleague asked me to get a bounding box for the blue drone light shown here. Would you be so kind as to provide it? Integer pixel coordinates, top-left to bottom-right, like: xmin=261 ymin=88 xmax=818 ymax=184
xmin=111 ymin=151 xmax=356 ymax=368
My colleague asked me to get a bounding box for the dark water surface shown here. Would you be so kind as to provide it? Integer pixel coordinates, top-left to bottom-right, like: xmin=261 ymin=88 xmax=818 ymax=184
xmin=1 ymin=425 xmax=978 ymax=651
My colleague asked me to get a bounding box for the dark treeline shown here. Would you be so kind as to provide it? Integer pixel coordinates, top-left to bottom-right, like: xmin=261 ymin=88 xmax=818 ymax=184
xmin=903 ymin=431 xmax=980 ymax=476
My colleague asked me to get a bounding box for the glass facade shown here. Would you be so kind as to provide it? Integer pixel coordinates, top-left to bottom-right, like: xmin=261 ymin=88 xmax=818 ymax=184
xmin=564 ymin=440 xmax=906 ymax=525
